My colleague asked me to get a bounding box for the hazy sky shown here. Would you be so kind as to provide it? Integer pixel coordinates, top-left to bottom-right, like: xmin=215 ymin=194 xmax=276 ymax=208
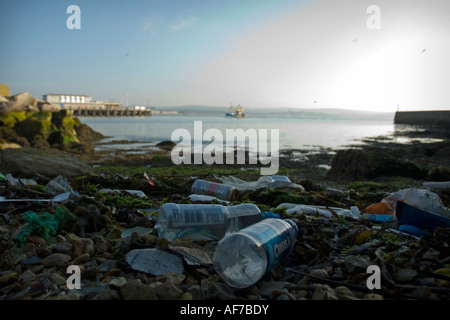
xmin=1 ymin=0 xmax=449 ymax=112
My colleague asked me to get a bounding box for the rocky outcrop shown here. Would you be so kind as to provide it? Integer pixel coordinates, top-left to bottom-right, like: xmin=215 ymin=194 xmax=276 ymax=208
xmin=327 ymin=148 xmax=428 ymax=180
xmin=0 ymin=109 xmax=103 ymax=153
xmin=0 ymin=147 xmax=93 ymax=178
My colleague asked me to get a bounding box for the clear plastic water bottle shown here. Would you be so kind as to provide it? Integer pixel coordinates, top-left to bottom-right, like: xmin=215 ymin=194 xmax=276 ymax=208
xmin=213 ymin=218 xmax=298 ymax=288
xmin=191 ymin=179 xmax=238 ymax=201
xmin=157 ymin=203 xmax=279 ymax=241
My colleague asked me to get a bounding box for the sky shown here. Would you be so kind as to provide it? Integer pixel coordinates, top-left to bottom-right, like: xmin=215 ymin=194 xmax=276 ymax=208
xmin=1 ymin=0 xmax=449 ymax=112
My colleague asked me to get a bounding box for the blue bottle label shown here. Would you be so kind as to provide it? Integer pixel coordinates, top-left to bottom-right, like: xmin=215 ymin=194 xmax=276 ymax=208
xmin=242 ymin=219 xmax=296 ymax=274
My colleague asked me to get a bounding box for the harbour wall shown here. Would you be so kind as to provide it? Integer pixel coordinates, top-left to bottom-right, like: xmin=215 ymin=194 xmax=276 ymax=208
xmin=394 ymin=111 xmax=450 ymax=126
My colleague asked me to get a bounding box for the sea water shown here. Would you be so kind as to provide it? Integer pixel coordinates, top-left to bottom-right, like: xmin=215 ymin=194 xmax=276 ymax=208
xmin=80 ymin=114 xmax=399 ymax=152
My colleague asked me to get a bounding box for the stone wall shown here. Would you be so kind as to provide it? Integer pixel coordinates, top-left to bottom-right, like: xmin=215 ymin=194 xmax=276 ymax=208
xmin=394 ymin=111 xmax=450 ymax=125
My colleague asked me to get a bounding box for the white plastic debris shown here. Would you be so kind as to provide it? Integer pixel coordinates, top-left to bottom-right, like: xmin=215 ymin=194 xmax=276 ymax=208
xmin=5 ymin=173 xmax=37 ymax=186
xmin=382 ymin=188 xmax=449 ymax=218
xmin=188 ymin=194 xmax=230 ymax=205
xmin=125 ymin=248 xmax=184 ymax=275
xmin=99 ymin=189 xmax=147 ymax=198
xmin=423 ymin=181 xmax=450 ymax=191
xmin=215 ymin=175 xmax=305 ymax=192
xmin=276 ymin=203 xmax=361 ymax=219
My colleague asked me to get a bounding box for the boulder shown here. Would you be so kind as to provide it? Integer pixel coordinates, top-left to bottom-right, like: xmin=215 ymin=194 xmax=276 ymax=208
xmin=327 ymin=149 xmax=428 ymax=180
xmin=0 ymin=92 xmax=39 ymax=113
xmin=156 ymin=140 xmax=176 ymax=150
xmin=0 ymin=147 xmax=93 ymax=178
xmin=37 ymin=101 xmax=60 ymax=112
xmin=73 ymin=118 xmax=104 ymax=142
xmin=13 ymin=112 xmax=53 ymax=143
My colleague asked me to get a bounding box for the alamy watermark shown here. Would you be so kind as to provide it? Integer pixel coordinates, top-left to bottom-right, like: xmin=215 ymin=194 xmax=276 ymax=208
xmin=66 ymin=265 xmax=81 ymax=289
xmin=170 ymin=121 xmax=279 ymax=175
xmin=367 ymin=5 xmax=381 ymax=30
xmin=66 ymin=5 xmax=81 ymax=30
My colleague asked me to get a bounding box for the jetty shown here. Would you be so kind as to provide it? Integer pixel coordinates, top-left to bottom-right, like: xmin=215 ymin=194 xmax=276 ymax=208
xmin=43 ymin=93 xmax=151 ymax=117
xmin=394 ymin=110 xmax=450 ymax=126
xmin=70 ymin=107 xmax=151 ymax=117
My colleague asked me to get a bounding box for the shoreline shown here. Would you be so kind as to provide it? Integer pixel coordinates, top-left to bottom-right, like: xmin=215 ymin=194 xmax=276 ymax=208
xmin=77 ymin=123 xmax=450 ymax=191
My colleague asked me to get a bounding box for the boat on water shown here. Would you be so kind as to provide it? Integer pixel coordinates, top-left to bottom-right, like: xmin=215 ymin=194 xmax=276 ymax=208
xmin=225 ymin=104 xmax=245 ymax=118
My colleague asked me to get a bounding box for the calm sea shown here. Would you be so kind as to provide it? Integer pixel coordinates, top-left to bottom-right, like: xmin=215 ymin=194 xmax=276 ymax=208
xmin=79 ymin=114 xmax=398 ymax=152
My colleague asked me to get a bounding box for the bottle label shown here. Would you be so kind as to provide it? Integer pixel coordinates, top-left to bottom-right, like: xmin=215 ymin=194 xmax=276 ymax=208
xmin=172 ymin=205 xmax=225 ymax=227
xmin=242 ymin=219 xmax=296 ymax=273
xmin=226 ymin=203 xmax=260 ymax=218
xmin=192 ymin=180 xmax=235 ymax=200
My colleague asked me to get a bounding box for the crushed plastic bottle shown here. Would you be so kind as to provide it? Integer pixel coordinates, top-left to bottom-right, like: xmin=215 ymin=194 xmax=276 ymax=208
xmin=213 ymin=218 xmax=298 ymax=288
xmin=276 ymin=203 xmax=361 ymax=219
xmin=215 ymin=175 xmax=305 ymax=192
xmin=188 ymin=194 xmax=230 ymax=205
xmin=191 ymin=179 xmax=238 ymax=201
xmin=157 ymin=203 xmax=279 ymax=241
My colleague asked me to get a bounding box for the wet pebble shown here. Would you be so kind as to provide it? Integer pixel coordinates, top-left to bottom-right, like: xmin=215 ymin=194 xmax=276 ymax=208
xmin=394 ymin=268 xmax=418 ymax=282
xmin=41 ymin=253 xmax=71 ymax=268
xmin=120 ymin=279 xmax=157 ymax=300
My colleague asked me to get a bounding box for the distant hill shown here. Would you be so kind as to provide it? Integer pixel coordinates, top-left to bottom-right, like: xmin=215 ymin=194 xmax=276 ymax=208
xmin=151 ymin=105 xmax=395 ymax=121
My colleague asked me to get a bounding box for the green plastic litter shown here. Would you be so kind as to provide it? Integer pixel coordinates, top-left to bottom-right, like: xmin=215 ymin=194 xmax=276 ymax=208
xmin=15 ymin=207 xmax=74 ymax=247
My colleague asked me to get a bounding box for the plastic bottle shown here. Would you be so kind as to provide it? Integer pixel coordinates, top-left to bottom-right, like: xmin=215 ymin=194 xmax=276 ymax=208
xmin=213 ymin=218 xmax=298 ymax=288
xmin=191 ymin=179 xmax=238 ymax=201
xmin=157 ymin=203 xmax=279 ymax=241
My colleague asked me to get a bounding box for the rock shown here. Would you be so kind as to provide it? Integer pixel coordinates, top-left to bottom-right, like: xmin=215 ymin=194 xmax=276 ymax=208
xmin=82 ymin=266 xmax=99 ymax=280
xmin=20 ymin=269 xmax=36 ymax=282
xmin=21 ymin=256 xmax=41 ymax=265
xmin=0 ymin=126 xmax=29 ymax=148
xmin=0 ymin=92 xmax=38 ymax=113
xmin=308 ymin=269 xmax=330 ymax=279
xmin=335 ymin=286 xmax=357 ymax=298
xmin=0 ymin=147 xmax=93 ymax=179
xmin=37 ymin=101 xmax=60 ymax=112
xmin=49 ymin=273 xmax=67 ymax=286
xmin=72 ymin=253 xmax=91 ymax=265
xmin=73 ymin=119 xmax=104 ymax=142
xmin=363 ymin=293 xmax=384 ymax=300
xmin=51 ymin=242 xmax=73 ymax=255
xmin=328 ymin=149 xmax=427 ymax=180
xmin=41 ymin=253 xmax=72 ymax=267
xmin=165 ymin=272 xmax=186 ymax=285
xmin=394 ymin=268 xmax=418 ymax=282
xmin=13 ymin=112 xmax=53 ymax=143
xmin=156 ymin=140 xmax=176 ymax=150
xmin=125 ymin=248 xmax=184 ymax=276
xmin=99 ymin=259 xmax=118 ymax=273
xmin=65 ymin=234 xmax=94 ymax=258
xmin=91 ymin=235 xmax=111 ymax=255
xmin=120 ymin=279 xmax=158 ymax=300
xmin=108 ymin=277 xmax=128 ymax=289
xmin=153 ymin=281 xmax=184 ymax=300
xmin=344 ymin=255 xmax=371 ymax=274
xmin=0 ymin=271 xmax=18 ymax=286
xmin=27 ymin=235 xmax=46 ymax=245
xmin=37 ymin=247 xmax=52 ymax=258
xmin=312 ymin=285 xmax=338 ymax=300
xmin=258 ymin=281 xmax=290 ymax=297
xmin=411 ymin=286 xmax=438 ymax=300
